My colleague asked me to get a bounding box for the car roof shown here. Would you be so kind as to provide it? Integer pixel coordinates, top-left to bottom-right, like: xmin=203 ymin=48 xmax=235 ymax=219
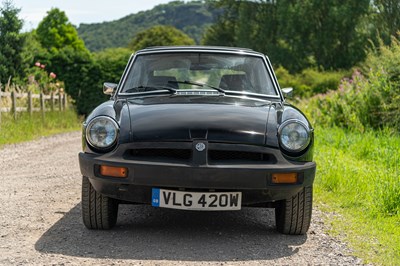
xmin=136 ymin=46 xmax=265 ymax=56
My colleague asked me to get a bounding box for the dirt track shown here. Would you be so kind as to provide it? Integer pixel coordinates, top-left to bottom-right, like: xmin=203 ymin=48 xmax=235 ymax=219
xmin=0 ymin=132 xmax=364 ymax=265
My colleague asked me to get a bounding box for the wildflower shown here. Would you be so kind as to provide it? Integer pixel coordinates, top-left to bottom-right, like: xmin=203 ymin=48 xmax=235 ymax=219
xmin=40 ymin=64 xmax=45 ymax=69
xmin=49 ymin=72 xmax=57 ymax=79
xmin=35 ymin=62 xmax=41 ymax=67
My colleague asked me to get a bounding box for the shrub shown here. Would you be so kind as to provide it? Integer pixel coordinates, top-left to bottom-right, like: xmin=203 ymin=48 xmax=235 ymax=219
xmin=93 ymin=47 xmax=132 ymax=84
xmin=298 ymin=37 xmax=400 ymax=132
xmin=275 ymin=66 xmax=347 ymax=98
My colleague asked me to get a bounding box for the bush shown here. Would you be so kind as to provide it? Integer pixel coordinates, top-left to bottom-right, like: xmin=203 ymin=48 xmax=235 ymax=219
xmin=93 ymin=47 xmax=132 ymax=84
xmin=362 ymin=36 xmax=400 ymax=128
xmin=50 ymin=47 xmax=131 ymax=115
xmin=298 ymin=37 xmax=400 ymax=132
xmin=275 ymin=66 xmax=347 ymax=98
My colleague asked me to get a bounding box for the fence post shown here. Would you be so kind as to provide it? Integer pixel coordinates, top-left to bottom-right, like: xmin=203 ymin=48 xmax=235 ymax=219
xmin=40 ymin=92 xmax=45 ymax=121
xmin=0 ymin=89 xmax=2 ymax=125
xmin=63 ymin=93 xmax=67 ymax=110
xmin=51 ymin=92 xmax=55 ymax=111
xmin=58 ymin=93 xmax=62 ymax=111
xmin=28 ymin=91 xmax=33 ymax=116
xmin=12 ymin=90 xmax=17 ymax=120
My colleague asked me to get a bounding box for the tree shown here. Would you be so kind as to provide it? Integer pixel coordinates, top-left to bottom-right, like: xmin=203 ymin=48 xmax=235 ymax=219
xmin=374 ymin=0 xmax=400 ymax=44
xmin=278 ymin=0 xmax=371 ymax=70
xmin=35 ymin=8 xmax=102 ymax=114
xmin=203 ymin=0 xmax=372 ymax=72
xmin=0 ymin=0 xmax=24 ymax=84
xmin=36 ymin=8 xmax=86 ymax=52
xmin=202 ymin=0 xmax=239 ymax=47
xmin=128 ymin=25 xmax=195 ymax=51
xmin=19 ymin=31 xmax=50 ymax=81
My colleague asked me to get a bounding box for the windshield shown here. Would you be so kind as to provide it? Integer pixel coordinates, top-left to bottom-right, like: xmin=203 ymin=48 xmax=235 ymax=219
xmin=120 ymin=52 xmax=278 ymax=96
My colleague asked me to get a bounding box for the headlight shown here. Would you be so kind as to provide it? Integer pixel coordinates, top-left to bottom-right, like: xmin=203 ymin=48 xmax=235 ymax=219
xmin=278 ymin=120 xmax=311 ymax=153
xmin=86 ymin=116 xmax=119 ymax=150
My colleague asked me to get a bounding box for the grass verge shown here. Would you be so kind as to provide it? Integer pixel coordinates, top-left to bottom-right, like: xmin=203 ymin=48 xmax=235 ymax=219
xmin=0 ymin=110 xmax=81 ymax=147
xmin=314 ymin=127 xmax=400 ymax=265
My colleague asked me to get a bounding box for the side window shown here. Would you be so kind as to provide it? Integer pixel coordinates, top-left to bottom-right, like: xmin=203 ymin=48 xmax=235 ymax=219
xmin=121 ymin=57 xmax=145 ymax=92
xmin=252 ymin=60 xmax=275 ymax=95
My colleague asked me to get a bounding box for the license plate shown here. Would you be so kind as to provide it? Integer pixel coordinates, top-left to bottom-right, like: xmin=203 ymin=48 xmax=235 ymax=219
xmin=151 ymin=188 xmax=242 ymax=211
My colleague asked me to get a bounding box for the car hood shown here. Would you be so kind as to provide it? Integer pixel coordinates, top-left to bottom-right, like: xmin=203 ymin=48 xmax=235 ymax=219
xmin=126 ymin=102 xmax=271 ymax=145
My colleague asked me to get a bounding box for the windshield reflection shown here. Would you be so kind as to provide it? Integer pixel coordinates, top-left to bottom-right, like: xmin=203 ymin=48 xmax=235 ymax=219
xmin=120 ymin=52 xmax=278 ymax=96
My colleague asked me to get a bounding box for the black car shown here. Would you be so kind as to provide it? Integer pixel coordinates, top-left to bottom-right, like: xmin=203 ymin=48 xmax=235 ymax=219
xmin=79 ymin=46 xmax=316 ymax=235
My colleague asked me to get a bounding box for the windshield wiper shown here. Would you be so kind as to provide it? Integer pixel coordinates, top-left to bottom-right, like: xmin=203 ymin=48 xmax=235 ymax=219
xmin=168 ymin=80 xmax=226 ymax=94
xmin=124 ymin=85 xmax=177 ymax=94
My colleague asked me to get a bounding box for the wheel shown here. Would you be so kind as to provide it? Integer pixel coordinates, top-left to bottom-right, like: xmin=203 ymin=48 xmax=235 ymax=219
xmin=81 ymin=176 xmax=118 ymax=229
xmin=275 ymin=186 xmax=313 ymax=235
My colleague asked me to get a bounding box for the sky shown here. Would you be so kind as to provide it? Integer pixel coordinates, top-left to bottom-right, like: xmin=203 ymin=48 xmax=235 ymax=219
xmin=12 ymin=0 xmax=175 ymax=31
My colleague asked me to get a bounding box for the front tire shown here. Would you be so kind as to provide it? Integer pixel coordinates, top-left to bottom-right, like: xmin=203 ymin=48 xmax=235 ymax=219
xmin=275 ymin=186 xmax=313 ymax=235
xmin=81 ymin=176 xmax=118 ymax=229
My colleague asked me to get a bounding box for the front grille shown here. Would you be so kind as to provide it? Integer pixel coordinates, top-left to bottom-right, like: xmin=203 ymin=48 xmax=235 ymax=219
xmin=208 ymin=150 xmax=276 ymax=164
xmin=129 ymin=148 xmax=192 ymax=162
xmin=124 ymin=143 xmax=277 ymax=165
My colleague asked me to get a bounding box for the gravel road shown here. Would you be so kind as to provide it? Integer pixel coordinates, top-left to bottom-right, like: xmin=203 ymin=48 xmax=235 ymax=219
xmin=0 ymin=132 xmax=365 ymax=265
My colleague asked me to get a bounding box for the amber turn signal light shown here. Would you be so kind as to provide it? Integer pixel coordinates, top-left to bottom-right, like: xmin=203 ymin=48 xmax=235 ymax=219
xmin=100 ymin=165 xmax=128 ymax=178
xmin=272 ymin=173 xmax=298 ymax=184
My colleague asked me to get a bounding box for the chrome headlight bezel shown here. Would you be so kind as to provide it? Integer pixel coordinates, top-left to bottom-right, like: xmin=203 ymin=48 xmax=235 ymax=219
xmin=85 ymin=116 xmax=119 ymax=151
xmin=278 ymin=119 xmax=312 ymax=153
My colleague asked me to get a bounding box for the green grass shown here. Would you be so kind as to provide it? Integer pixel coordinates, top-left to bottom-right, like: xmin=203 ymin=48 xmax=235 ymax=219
xmin=0 ymin=110 xmax=81 ymax=147
xmin=314 ymin=127 xmax=400 ymax=264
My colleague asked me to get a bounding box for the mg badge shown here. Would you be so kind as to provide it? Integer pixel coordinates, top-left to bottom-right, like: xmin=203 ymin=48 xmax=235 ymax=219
xmin=195 ymin=142 xmax=206 ymax=152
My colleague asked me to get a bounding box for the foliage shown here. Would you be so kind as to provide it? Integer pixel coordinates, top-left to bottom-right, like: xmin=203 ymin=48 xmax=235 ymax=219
xmin=33 ymin=9 xmax=193 ymax=115
xmin=373 ymin=0 xmax=400 ymax=44
xmin=32 ymin=8 xmax=106 ymax=115
xmin=203 ymin=0 xmax=373 ymax=72
xmin=278 ymin=0 xmax=371 ymax=70
xmin=49 ymin=47 xmax=106 ymax=115
xmin=18 ymin=32 xmax=49 ymax=83
xmin=361 ymin=36 xmax=400 ymax=129
xmin=93 ymin=47 xmax=132 ymax=83
xmin=202 ymin=1 xmax=241 ymax=47
xmin=275 ymin=66 xmax=347 ymax=98
xmin=314 ymin=127 xmax=400 ymax=264
xmin=0 ymin=110 xmax=81 ymax=147
xmin=77 ymin=1 xmax=217 ymax=51
xmin=0 ymin=0 xmax=24 ymax=84
xmin=36 ymin=8 xmax=86 ymax=52
xmin=128 ymin=25 xmax=195 ymax=51
xmin=31 ymin=10 xmax=134 ymax=115
xmin=299 ymin=37 xmax=400 ymax=131
xmin=25 ymin=61 xmax=61 ymax=94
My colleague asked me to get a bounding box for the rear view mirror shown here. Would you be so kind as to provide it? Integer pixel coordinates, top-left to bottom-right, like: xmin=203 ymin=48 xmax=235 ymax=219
xmin=103 ymin=82 xmax=118 ymax=95
xmin=282 ymin=87 xmax=293 ymax=98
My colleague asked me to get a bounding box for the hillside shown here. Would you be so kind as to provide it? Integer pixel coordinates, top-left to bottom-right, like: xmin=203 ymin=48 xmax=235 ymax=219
xmin=77 ymin=1 xmax=217 ymax=51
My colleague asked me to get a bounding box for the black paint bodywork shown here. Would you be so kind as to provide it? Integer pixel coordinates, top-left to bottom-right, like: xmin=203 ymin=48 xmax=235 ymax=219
xmin=79 ymin=46 xmax=316 ymax=206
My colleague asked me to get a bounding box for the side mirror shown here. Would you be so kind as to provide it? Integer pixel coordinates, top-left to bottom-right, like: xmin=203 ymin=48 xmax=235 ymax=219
xmin=103 ymin=82 xmax=118 ymax=95
xmin=282 ymin=87 xmax=293 ymax=98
